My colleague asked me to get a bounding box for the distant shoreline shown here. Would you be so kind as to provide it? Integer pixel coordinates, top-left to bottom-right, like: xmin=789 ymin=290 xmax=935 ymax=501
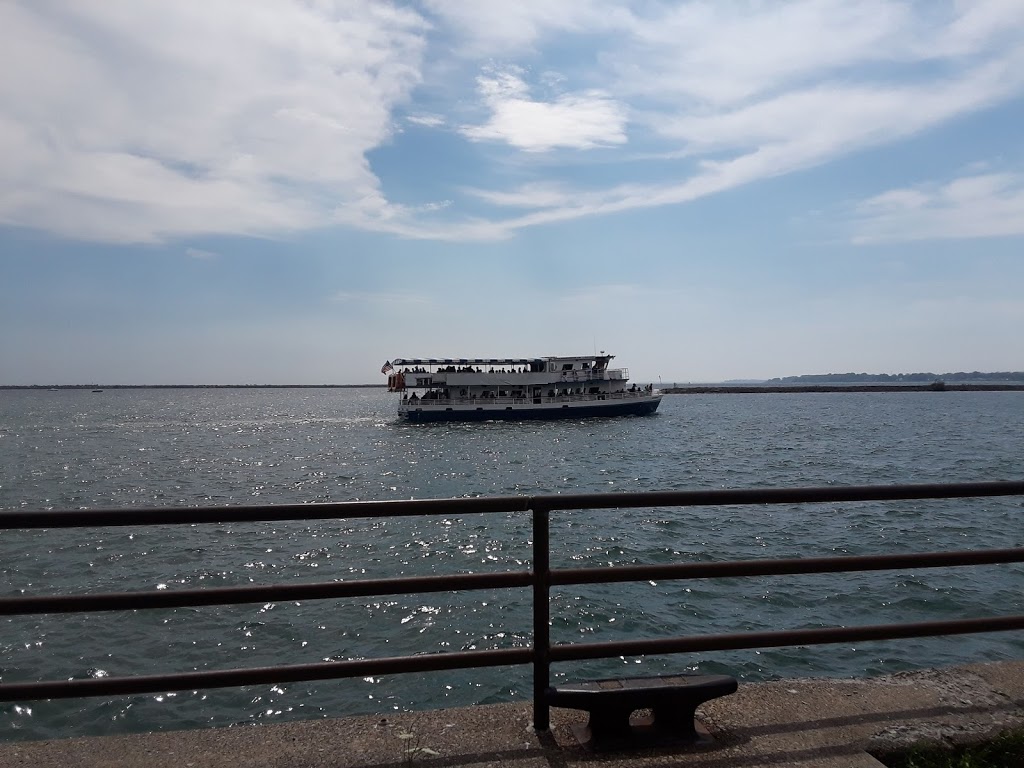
xmin=663 ymin=383 xmax=1024 ymax=394
xmin=4 ymin=383 xmax=1024 ymax=393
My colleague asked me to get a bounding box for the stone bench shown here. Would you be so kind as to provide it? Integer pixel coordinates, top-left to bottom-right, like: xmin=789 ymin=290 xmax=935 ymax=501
xmin=546 ymin=673 xmax=737 ymax=750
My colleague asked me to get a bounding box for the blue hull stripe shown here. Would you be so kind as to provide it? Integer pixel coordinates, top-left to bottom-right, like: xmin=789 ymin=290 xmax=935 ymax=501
xmin=401 ymin=398 xmax=661 ymax=423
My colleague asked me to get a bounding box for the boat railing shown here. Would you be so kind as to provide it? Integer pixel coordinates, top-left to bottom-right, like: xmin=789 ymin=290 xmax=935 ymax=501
xmin=3 ymin=481 xmax=1023 ymax=733
xmin=404 ymin=368 xmax=632 ymax=386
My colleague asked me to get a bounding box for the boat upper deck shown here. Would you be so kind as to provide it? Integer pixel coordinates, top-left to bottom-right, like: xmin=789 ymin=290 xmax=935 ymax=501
xmin=394 ymin=354 xmax=613 ymax=370
xmin=394 ymin=358 xmax=545 ymax=367
xmin=392 ymin=355 xmax=619 ymax=378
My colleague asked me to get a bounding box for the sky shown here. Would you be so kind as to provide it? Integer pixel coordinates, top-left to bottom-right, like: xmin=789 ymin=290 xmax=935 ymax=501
xmin=1 ymin=0 xmax=1023 ymax=385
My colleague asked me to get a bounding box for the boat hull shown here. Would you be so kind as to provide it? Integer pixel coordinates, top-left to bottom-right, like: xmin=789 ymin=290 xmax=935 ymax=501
xmin=400 ymin=395 xmax=662 ymax=423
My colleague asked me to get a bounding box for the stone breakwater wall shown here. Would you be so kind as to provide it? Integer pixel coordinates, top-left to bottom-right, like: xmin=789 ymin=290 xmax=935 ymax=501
xmin=663 ymin=384 xmax=1024 ymax=394
xmin=2 ymin=661 xmax=1022 ymax=768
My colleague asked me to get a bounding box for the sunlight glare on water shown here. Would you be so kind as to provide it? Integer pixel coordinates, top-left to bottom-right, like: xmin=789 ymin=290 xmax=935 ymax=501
xmin=1 ymin=387 xmax=1022 ymax=740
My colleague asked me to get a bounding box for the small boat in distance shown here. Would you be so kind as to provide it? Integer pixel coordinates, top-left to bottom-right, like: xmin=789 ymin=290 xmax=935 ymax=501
xmin=383 ymin=354 xmax=661 ymax=422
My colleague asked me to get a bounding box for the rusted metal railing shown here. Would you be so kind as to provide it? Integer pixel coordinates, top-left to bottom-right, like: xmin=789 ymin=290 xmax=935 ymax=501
xmin=2 ymin=480 xmax=1024 ymax=732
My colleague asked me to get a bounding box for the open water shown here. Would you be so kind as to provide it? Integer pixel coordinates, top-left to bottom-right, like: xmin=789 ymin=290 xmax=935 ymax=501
xmin=1 ymin=387 xmax=1022 ymax=741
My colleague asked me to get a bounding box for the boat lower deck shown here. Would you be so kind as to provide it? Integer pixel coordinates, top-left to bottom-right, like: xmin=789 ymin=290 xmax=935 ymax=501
xmin=399 ymin=393 xmax=662 ymax=422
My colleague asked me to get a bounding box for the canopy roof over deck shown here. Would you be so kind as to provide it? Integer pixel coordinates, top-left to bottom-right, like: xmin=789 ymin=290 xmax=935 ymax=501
xmin=392 ymin=355 xmax=614 ymax=367
xmin=393 ymin=358 xmax=544 ymax=367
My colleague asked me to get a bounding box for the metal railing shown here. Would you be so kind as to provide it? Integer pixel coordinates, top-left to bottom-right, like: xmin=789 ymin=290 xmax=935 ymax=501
xmin=411 ymin=367 xmax=630 ymax=386
xmin=2 ymin=480 xmax=1024 ymax=732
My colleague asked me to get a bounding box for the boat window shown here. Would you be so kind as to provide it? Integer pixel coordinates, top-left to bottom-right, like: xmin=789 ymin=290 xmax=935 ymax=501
xmin=561 ymin=363 xmax=574 ymax=371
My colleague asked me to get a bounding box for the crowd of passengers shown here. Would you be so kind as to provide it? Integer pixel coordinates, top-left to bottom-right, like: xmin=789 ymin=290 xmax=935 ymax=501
xmin=404 ymin=390 xmax=448 ymax=400
xmin=402 ymin=382 xmax=654 ymax=402
xmin=403 ymin=389 xmax=525 ymax=400
xmin=402 ymin=366 xmax=529 ymax=374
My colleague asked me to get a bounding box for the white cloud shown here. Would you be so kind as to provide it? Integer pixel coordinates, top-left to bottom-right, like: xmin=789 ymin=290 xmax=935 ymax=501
xmin=3 ymin=1 xmax=1024 ymax=245
xmin=616 ymin=0 xmax=912 ymax=108
xmin=0 ymin=0 xmax=426 ymax=242
xmin=653 ymin=43 xmax=1024 ymax=152
xmin=422 ymin=0 xmax=621 ymax=55
xmin=465 ymin=182 xmax=576 ymax=209
xmin=406 ymin=113 xmax=446 ymax=128
xmin=440 ymin=1 xmax=1024 ymax=241
xmin=926 ymin=0 xmax=1024 ymax=58
xmin=185 ymin=247 xmax=217 ymax=260
xmin=851 ymin=172 xmax=1024 ymax=243
xmin=459 ymin=65 xmax=627 ymax=152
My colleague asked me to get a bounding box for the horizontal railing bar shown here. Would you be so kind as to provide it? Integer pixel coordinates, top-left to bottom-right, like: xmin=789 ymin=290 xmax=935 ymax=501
xmin=549 ymin=614 xmax=1024 ymax=662
xmin=6 ymin=548 xmax=1020 ymax=617
xmin=0 ymin=571 xmax=533 ymax=616
xmin=0 ymin=647 xmax=534 ymax=702
xmin=0 ymin=497 xmax=533 ymax=529
xmin=550 ymin=547 xmax=1024 ymax=586
xmin=3 ymin=481 xmax=1022 ymax=529
xmin=538 ymin=481 xmax=1024 ymax=513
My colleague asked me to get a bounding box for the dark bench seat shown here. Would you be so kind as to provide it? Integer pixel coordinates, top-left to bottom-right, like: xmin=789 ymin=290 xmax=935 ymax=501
xmin=546 ymin=673 xmax=737 ymax=749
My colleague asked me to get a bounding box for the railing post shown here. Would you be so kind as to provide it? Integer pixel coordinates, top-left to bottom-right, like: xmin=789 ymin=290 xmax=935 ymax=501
xmin=532 ymin=503 xmax=551 ymax=732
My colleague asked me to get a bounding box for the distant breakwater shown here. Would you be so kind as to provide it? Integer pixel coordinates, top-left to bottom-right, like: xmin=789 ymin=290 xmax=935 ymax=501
xmin=662 ymin=383 xmax=1024 ymax=394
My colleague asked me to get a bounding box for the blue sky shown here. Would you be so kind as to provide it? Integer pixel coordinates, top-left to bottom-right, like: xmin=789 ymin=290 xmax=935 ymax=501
xmin=2 ymin=0 xmax=1022 ymax=385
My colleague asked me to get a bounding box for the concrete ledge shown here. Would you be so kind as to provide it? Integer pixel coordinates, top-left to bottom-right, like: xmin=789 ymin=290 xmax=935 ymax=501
xmin=1 ymin=661 xmax=1022 ymax=768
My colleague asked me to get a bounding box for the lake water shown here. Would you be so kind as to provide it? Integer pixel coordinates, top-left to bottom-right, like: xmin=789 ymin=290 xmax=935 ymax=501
xmin=1 ymin=387 xmax=1022 ymax=741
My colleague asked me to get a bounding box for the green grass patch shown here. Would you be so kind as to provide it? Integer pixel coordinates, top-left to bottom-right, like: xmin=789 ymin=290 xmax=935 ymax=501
xmin=874 ymin=728 xmax=1024 ymax=768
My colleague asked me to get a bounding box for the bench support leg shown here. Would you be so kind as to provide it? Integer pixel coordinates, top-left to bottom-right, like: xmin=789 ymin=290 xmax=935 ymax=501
xmin=586 ymin=707 xmax=635 ymax=740
xmin=651 ymin=704 xmax=699 ymax=739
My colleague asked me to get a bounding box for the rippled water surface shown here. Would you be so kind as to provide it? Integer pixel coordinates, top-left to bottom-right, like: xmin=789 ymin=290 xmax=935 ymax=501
xmin=1 ymin=387 xmax=1022 ymax=740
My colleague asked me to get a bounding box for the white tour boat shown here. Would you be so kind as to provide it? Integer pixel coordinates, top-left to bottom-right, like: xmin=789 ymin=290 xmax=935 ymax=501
xmin=382 ymin=354 xmax=662 ymax=422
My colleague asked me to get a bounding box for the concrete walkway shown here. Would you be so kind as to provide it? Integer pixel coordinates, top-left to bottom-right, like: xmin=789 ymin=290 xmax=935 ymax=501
xmin=1 ymin=661 xmax=1022 ymax=768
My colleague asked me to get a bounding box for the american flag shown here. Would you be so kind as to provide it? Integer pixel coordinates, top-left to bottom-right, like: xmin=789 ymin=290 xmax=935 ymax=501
xmin=381 ymin=360 xmax=393 ymax=374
